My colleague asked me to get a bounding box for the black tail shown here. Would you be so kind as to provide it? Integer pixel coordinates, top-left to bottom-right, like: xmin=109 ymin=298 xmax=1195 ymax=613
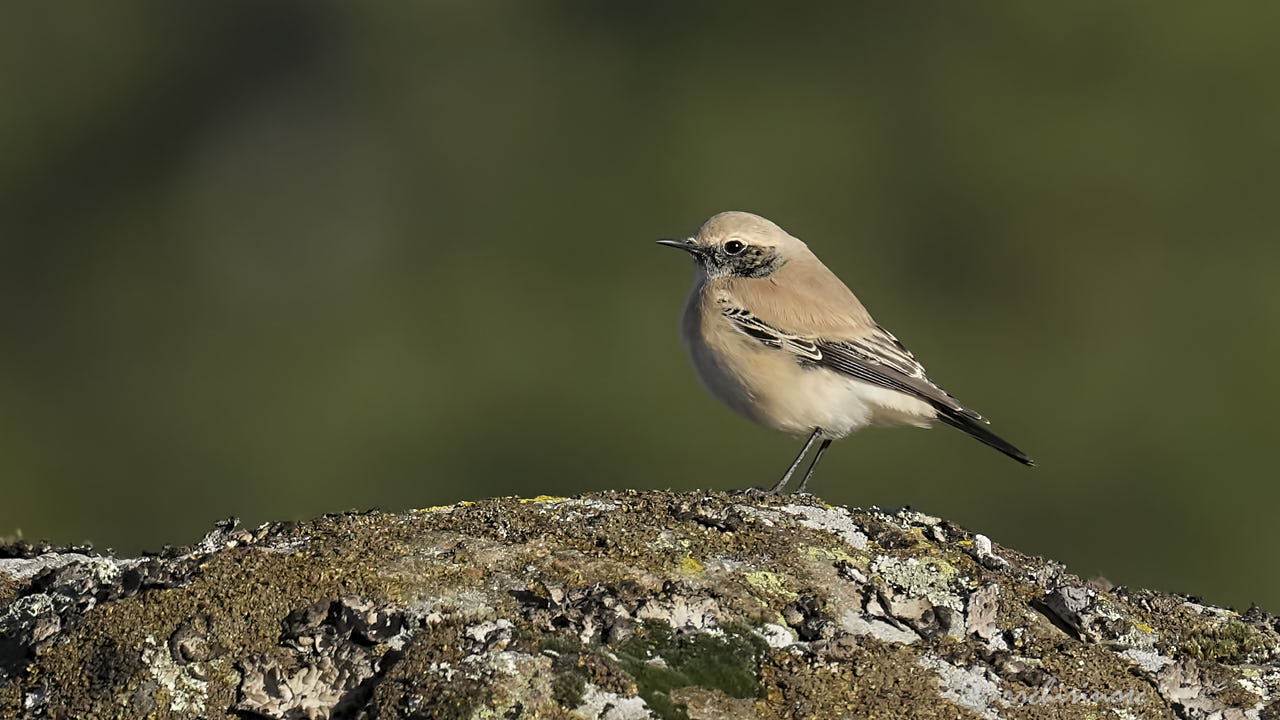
xmin=936 ymin=411 xmax=1035 ymax=466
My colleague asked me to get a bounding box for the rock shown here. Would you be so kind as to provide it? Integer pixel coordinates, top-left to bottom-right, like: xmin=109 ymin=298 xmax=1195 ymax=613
xmin=0 ymin=490 xmax=1277 ymax=719
xmin=966 ymin=583 xmax=1001 ymax=641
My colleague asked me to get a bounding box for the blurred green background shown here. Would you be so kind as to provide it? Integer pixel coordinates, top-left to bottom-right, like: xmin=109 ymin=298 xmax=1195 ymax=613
xmin=1 ymin=3 xmax=1277 ymax=610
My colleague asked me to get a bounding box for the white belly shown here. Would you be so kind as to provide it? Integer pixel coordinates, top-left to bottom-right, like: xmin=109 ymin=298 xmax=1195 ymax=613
xmin=758 ymin=368 xmax=935 ymax=437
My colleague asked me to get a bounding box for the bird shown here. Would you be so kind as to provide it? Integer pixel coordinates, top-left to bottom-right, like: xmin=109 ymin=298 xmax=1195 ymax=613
xmin=657 ymin=211 xmax=1033 ymax=494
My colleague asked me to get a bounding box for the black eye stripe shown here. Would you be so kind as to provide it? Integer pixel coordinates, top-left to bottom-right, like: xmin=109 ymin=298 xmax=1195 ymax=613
xmin=719 ymin=244 xmax=784 ymax=278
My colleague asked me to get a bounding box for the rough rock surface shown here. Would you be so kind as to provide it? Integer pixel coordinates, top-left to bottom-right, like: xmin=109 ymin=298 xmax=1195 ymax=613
xmin=1 ymin=490 xmax=1277 ymax=719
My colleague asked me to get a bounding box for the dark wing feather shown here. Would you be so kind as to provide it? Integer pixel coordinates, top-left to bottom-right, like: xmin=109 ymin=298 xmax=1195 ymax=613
xmin=935 ymin=413 xmax=1035 ymax=466
xmin=815 ymin=333 xmax=986 ymax=424
xmin=723 ymin=307 xmax=822 ymax=360
xmin=723 ymin=308 xmax=1034 ymax=466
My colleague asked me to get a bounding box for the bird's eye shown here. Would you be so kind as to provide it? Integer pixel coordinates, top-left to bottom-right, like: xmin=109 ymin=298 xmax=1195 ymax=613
xmin=724 ymin=240 xmax=746 ymax=255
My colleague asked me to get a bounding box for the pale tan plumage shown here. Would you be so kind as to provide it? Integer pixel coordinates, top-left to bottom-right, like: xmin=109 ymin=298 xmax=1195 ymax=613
xmin=659 ymin=211 xmax=1032 ymax=493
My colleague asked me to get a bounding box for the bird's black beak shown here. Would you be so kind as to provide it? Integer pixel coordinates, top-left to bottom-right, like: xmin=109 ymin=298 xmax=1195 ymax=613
xmin=656 ymin=237 xmax=705 ymax=257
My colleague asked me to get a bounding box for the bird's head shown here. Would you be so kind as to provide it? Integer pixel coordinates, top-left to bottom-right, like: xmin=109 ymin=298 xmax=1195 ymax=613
xmin=657 ymin=211 xmax=803 ymax=279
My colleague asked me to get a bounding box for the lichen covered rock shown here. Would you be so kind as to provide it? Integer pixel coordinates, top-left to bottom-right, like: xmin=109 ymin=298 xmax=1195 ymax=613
xmin=1 ymin=491 xmax=1277 ymax=719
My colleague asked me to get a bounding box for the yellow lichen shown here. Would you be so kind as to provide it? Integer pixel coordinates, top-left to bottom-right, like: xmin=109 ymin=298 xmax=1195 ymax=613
xmin=744 ymin=571 xmax=799 ymax=599
xmin=678 ymin=557 xmax=704 ymax=574
xmin=517 ymin=495 xmax=567 ymax=503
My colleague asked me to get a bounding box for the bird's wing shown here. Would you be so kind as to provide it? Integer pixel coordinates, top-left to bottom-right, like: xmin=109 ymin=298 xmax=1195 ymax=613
xmin=714 ymin=267 xmax=1033 ymax=465
xmin=721 ymin=306 xmax=986 ymax=424
xmin=721 ymin=307 xmax=824 ymax=361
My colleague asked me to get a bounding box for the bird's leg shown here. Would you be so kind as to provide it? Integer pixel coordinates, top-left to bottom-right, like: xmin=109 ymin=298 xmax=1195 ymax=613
xmin=793 ymin=438 xmax=832 ymax=495
xmin=765 ymin=428 xmax=823 ymax=494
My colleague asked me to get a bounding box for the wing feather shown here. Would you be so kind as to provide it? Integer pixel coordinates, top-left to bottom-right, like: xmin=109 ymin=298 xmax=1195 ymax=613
xmin=723 ymin=307 xmax=981 ymax=416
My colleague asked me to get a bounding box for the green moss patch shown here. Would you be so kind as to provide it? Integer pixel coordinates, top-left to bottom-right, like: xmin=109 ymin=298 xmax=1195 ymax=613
xmin=1180 ymin=620 xmax=1272 ymax=665
xmin=614 ymin=621 xmax=766 ymax=720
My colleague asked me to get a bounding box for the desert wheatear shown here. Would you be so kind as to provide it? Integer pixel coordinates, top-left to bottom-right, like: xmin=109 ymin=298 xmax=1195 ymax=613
xmin=658 ymin=211 xmax=1032 ymax=493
